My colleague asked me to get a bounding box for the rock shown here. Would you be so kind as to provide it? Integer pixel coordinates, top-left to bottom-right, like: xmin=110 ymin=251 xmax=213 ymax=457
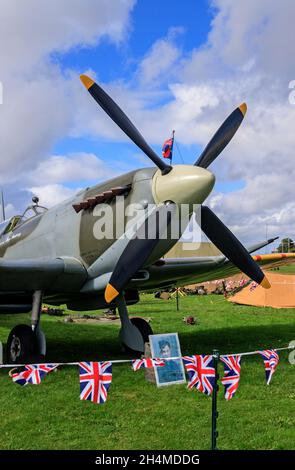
xmin=183 ymin=316 xmax=196 ymax=325
xmin=64 ymin=317 xmax=74 ymax=323
xmin=197 ymin=287 xmax=207 ymax=295
xmin=159 ymin=292 xmax=171 ymax=300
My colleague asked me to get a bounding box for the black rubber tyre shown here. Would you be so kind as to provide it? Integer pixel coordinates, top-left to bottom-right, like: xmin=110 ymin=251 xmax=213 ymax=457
xmin=130 ymin=317 xmax=153 ymax=343
xmin=6 ymin=324 xmax=38 ymax=364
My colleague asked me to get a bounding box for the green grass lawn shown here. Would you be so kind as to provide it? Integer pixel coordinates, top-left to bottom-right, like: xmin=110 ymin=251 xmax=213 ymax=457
xmin=0 ymin=294 xmax=294 ymax=450
xmin=274 ymin=263 xmax=295 ymax=274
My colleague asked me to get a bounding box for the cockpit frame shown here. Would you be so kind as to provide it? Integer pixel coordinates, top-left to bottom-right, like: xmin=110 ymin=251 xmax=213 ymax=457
xmin=0 ymin=203 xmax=48 ymax=237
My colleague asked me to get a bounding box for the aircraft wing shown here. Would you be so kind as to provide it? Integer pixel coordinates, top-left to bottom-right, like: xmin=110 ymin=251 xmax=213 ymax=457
xmin=137 ymin=252 xmax=295 ymax=291
xmin=0 ymin=257 xmax=87 ymax=292
xmin=126 ymin=235 xmax=293 ymax=291
xmin=82 ymin=237 xmax=292 ymax=294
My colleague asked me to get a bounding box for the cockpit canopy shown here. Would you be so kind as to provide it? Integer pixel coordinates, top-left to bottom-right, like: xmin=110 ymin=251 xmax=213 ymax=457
xmin=0 ymin=204 xmax=48 ymax=236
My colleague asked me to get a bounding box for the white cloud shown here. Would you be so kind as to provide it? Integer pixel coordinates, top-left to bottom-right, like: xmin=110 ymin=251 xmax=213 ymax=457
xmin=209 ymin=0 xmax=295 ymax=80
xmin=0 ymin=71 xmax=73 ymax=182
xmin=133 ymin=0 xmax=295 ymax=245
xmin=3 ymin=203 xmax=17 ymax=220
xmin=207 ymin=173 xmax=295 ymax=243
xmin=28 ymin=184 xmax=79 ymax=208
xmin=0 ymin=0 xmax=135 ymax=196
xmin=138 ymin=29 xmax=183 ymax=86
xmin=26 ymin=152 xmax=119 ymax=185
xmin=182 ymin=0 xmax=295 ymax=84
xmin=0 ymin=0 xmax=135 ymax=76
xmin=173 ymin=0 xmax=295 ymax=244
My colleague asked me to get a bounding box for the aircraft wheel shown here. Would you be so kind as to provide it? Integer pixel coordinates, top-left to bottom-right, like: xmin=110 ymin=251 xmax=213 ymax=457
xmin=121 ymin=317 xmax=153 ymax=354
xmin=6 ymin=324 xmax=38 ymax=364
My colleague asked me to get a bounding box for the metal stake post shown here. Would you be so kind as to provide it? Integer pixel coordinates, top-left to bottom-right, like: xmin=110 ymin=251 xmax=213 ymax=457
xmin=176 ymin=288 xmax=179 ymax=311
xmin=211 ymin=349 xmax=220 ymax=450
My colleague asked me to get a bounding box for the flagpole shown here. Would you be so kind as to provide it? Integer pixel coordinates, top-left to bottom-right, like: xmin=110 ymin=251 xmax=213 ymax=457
xmin=171 ymin=130 xmax=175 ymax=165
xmin=211 ymin=349 xmax=219 ymax=450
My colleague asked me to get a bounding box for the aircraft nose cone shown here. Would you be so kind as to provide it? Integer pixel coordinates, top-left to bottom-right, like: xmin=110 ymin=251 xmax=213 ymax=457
xmin=152 ymin=165 xmax=215 ymax=206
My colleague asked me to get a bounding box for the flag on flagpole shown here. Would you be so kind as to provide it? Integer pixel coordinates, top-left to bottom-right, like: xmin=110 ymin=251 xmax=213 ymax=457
xmin=131 ymin=358 xmax=165 ymax=371
xmin=162 ymin=131 xmax=175 ymax=160
xmin=183 ymin=355 xmax=215 ymax=396
xmin=11 ymin=364 xmax=58 ymax=386
xmin=79 ymin=361 xmax=112 ymax=404
xmin=258 ymin=350 xmax=279 ymax=384
xmin=220 ymin=355 xmax=241 ymax=400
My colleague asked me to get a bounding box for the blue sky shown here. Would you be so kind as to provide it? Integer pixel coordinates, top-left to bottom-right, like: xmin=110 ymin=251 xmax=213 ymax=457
xmin=55 ymin=0 xmax=213 ymax=81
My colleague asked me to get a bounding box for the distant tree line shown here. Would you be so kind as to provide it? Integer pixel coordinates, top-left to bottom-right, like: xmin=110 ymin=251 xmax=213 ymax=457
xmin=273 ymin=238 xmax=295 ymax=253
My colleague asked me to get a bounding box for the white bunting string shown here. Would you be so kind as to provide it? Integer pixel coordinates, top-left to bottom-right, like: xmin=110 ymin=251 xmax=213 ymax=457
xmin=0 ymin=345 xmax=294 ymax=369
xmin=220 ymin=345 xmax=294 ymax=358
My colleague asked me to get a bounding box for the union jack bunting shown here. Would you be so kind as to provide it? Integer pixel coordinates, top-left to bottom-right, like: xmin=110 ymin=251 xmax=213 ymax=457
xmin=220 ymin=355 xmax=242 ymax=400
xmin=131 ymin=358 xmax=165 ymax=371
xmin=258 ymin=350 xmax=279 ymax=385
xmin=79 ymin=361 xmax=112 ymax=404
xmin=182 ymin=355 xmax=215 ymax=396
xmin=11 ymin=364 xmax=58 ymax=386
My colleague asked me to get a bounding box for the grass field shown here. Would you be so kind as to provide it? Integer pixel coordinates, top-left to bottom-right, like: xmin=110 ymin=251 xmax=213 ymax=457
xmin=0 ymin=294 xmax=294 ymax=450
xmin=275 ymin=264 xmax=295 ymax=274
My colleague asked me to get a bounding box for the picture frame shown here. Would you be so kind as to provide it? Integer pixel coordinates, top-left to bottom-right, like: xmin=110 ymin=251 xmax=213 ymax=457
xmin=149 ymin=333 xmax=186 ymax=387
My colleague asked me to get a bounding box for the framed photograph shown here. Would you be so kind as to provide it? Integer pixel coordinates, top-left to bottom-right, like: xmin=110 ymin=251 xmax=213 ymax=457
xmin=149 ymin=333 xmax=186 ymax=387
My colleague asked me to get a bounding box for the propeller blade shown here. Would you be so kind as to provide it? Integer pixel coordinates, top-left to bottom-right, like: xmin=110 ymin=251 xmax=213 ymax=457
xmin=195 ymin=103 xmax=247 ymax=169
xmin=200 ymin=206 xmax=271 ymax=288
xmin=105 ymin=203 xmax=176 ymax=303
xmin=80 ymin=74 xmax=171 ymax=175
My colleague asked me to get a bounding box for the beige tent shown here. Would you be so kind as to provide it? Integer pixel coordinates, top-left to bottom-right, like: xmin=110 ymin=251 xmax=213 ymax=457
xmin=165 ymin=241 xmax=221 ymax=258
xmin=228 ymin=272 xmax=295 ymax=308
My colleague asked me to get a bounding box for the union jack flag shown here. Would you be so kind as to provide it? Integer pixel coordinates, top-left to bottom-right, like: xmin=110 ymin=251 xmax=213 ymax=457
xmin=11 ymin=364 xmax=58 ymax=386
xmin=258 ymin=350 xmax=279 ymax=385
xmin=79 ymin=361 xmax=112 ymax=404
xmin=220 ymin=355 xmax=241 ymax=400
xmin=132 ymin=358 xmax=165 ymax=371
xmin=162 ymin=137 xmax=173 ymax=159
xmin=182 ymin=355 xmax=216 ymax=396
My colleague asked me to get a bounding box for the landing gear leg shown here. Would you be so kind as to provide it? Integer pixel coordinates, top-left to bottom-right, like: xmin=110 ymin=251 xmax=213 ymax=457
xmin=31 ymin=290 xmax=46 ymax=359
xmin=116 ymin=293 xmax=153 ymax=353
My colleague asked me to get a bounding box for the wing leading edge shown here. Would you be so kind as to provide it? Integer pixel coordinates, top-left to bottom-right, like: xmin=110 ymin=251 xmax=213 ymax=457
xmin=0 ymin=257 xmax=87 ymax=292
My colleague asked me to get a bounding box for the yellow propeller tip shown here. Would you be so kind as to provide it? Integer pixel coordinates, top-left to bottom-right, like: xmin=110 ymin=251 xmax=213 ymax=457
xmin=105 ymin=283 xmax=119 ymax=303
xmin=80 ymin=74 xmax=95 ymax=90
xmin=239 ymin=102 xmax=247 ymax=116
xmin=260 ymin=276 xmax=271 ymax=289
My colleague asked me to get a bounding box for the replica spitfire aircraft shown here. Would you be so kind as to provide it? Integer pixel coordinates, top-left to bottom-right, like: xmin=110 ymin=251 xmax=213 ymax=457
xmin=0 ymin=74 xmax=291 ymax=363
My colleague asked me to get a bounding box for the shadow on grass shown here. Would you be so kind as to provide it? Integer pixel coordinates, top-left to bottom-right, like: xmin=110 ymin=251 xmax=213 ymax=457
xmin=178 ymin=323 xmax=295 ymax=358
xmin=12 ymin=321 xmax=293 ymax=363
xmin=1 ymin=301 xmax=294 ymax=363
